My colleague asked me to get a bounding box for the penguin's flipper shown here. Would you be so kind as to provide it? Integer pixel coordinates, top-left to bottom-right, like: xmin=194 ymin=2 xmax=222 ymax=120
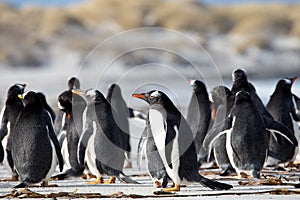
xmin=128 ymin=107 xmax=147 ymax=122
xmin=137 ymin=128 xmax=147 ymax=170
xmin=0 ymin=107 xmax=8 ymax=140
xmin=77 ymin=121 xmax=93 ymax=166
xmin=264 ymin=116 xmax=298 ymax=146
xmin=202 ymin=117 xmax=233 ymax=151
xmin=46 ymin=113 xmax=64 ymax=172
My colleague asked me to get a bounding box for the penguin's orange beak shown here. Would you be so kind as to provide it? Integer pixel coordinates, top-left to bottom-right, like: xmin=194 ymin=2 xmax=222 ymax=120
xmin=291 ymin=77 xmax=297 ymax=83
xmin=132 ymin=93 xmax=146 ymax=100
xmin=211 ymin=108 xmax=216 ymax=121
xmin=72 ymin=89 xmax=83 ymax=95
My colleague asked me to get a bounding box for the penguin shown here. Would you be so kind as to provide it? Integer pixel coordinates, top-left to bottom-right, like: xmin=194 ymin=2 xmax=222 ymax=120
xmin=132 ymin=90 xmax=232 ymax=192
xmin=76 ymin=89 xmax=137 ymax=184
xmin=54 ymin=77 xmax=80 ymax=135
xmin=37 ymin=92 xmax=56 ymax=122
xmin=52 ymin=89 xmax=86 ymax=180
xmin=203 ymin=90 xmax=298 ymax=178
xmin=293 ymin=94 xmax=300 ymax=126
xmin=231 ymin=68 xmax=273 ymax=119
xmin=0 ymin=83 xmax=26 ymax=181
xmin=11 ymin=91 xmax=63 ymax=188
xmin=265 ymin=77 xmax=300 ymax=166
xmin=186 ymin=80 xmax=211 ymax=156
xmin=106 ymin=83 xmax=131 ymax=168
xmin=207 ymin=86 xmax=236 ymax=176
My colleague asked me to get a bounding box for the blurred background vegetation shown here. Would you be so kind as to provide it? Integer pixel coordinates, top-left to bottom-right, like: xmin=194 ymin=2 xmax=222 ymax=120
xmin=0 ymin=0 xmax=299 ymax=72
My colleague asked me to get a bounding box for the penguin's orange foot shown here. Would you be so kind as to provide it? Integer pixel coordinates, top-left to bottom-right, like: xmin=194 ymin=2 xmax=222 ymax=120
xmin=163 ymin=184 xmax=180 ymax=192
xmin=1 ymin=175 xmax=19 ymax=182
xmin=154 ymin=181 xmax=162 ymax=188
xmin=81 ymin=173 xmax=97 ymax=180
xmin=87 ymin=177 xmax=103 ymax=184
xmin=104 ymin=176 xmax=116 ymax=184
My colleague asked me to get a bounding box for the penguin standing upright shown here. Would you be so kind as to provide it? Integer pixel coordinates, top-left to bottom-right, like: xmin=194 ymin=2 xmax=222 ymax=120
xmin=11 ymin=91 xmax=63 ymax=188
xmin=37 ymin=92 xmax=56 ymax=122
xmin=203 ymin=90 xmax=298 ymax=178
xmin=231 ymin=68 xmax=273 ymax=119
xmin=265 ymin=77 xmax=300 ymax=166
xmin=0 ymin=83 xmax=26 ymax=181
xmin=186 ymin=80 xmax=211 ymax=156
xmin=52 ymin=89 xmax=86 ymax=179
xmin=54 ymin=77 xmax=80 ymax=135
xmin=106 ymin=83 xmax=131 ymax=168
xmin=76 ymin=89 xmax=136 ymax=184
xmin=207 ymin=86 xmax=235 ymax=176
xmin=133 ymin=90 xmax=232 ymax=192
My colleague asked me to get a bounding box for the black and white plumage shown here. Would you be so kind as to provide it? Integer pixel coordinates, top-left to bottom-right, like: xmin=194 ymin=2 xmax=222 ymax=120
xmin=106 ymin=83 xmax=131 ymax=167
xmin=77 ymin=89 xmax=136 ymax=184
xmin=265 ymin=77 xmax=300 ymax=166
xmin=133 ymin=90 xmax=232 ymax=192
xmin=0 ymin=83 xmax=26 ymax=181
xmin=54 ymin=77 xmax=80 ymax=135
xmin=11 ymin=91 xmax=63 ymax=188
xmin=203 ymin=91 xmax=298 ymax=178
xmin=207 ymin=86 xmax=236 ymax=176
xmin=52 ymin=89 xmax=86 ymax=180
xmin=231 ymin=68 xmax=273 ymax=119
xmin=186 ymin=80 xmax=211 ymax=156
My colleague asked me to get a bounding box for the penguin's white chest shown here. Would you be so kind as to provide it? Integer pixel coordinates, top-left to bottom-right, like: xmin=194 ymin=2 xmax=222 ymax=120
xmin=149 ymin=109 xmax=181 ymax=185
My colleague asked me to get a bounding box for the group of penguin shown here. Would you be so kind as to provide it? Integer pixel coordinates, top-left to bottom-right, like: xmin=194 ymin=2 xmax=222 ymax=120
xmin=0 ymin=68 xmax=299 ymax=193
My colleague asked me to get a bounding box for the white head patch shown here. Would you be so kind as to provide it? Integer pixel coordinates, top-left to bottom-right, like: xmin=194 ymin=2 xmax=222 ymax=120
xmin=150 ymin=91 xmax=161 ymax=98
xmin=284 ymin=79 xmax=291 ymax=84
xmin=86 ymin=89 xmax=96 ymax=97
xmin=190 ymin=80 xmax=196 ymax=85
xmin=208 ymin=92 xmax=214 ymax=103
xmin=16 ymin=84 xmax=25 ymax=91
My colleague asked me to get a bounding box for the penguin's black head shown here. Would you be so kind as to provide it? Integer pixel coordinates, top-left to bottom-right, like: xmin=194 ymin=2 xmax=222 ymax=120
xmin=22 ymin=91 xmax=43 ymax=109
xmin=232 ymin=68 xmax=248 ymax=82
xmin=209 ymin=86 xmax=232 ymax=105
xmin=58 ymin=90 xmax=72 ymax=113
xmin=68 ymin=77 xmax=80 ymax=90
xmin=235 ymin=90 xmax=252 ymax=104
xmin=276 ymin=77 xmax=297 ymax=93
xmin=7 ymin=83 xmax=26 ymax=101
xmin=190 ymin=80 xmax=207 ymax=93
xmin=107 ymin=83 xmax=121 ymax=98
xmin=133 ymin=90 xmax=172 ymax=106
xmin=37 ymin=92 xmax=47 ymax=107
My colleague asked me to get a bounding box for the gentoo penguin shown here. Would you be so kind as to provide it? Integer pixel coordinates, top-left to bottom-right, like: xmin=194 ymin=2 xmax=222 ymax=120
xmin=265 ymin=77 xmax=300 ymax=166
xmin=52 ymin=89 xmax=86 ymax=179
xmin=132 ymin=90 xmax=232 ymax=192
xmin=207 ymin=86 xmax=235 ymax=176
xmin=186 ymin=80 xmax=211 ymax=156
xmin=0 ymin=83 xmax=26 ymax=181
xmin=54 ymin=77 xmax=80 ymax=135
xmin=106 ymin=83 xmax=131 ymax=168
xmin=203 ymin=91 xmax=298 ymax=178
xmin=231 ymin=68 xmax=273 ymax=119
xmin=11 ymin=91 xmax=63 ymax=188
xmin=37 ymin=92 xmax=56 ymax=122
xmin=76 ymin=89 xmax=137 ymax=184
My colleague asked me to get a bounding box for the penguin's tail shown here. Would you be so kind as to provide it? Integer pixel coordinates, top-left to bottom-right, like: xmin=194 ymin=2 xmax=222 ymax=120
xmin=196 ymin=174 xmax=233 ymax=190
xmin=14 ymin=179 xmax=32 ymax=188
xmin=117 ymin=173 xmax=140 ymax=184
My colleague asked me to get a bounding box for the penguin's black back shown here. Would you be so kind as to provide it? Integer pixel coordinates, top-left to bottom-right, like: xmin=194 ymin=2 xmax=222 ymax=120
xmin=186 ymin=80 xmax=211 ymax=154
xmin=93 ymin=92 xmax=126 ymax=175
xmin=106 ymin=84 xmax=131 ymax=152
xmin=11 ymin=93 xmax=52 ymax=183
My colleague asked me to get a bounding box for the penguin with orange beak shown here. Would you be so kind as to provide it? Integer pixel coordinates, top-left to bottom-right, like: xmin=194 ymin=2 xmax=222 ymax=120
xmin=266 ymin=77 xmax=300 ymax=166
xmin=133 ymin=90 xmax=232 ymax=192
